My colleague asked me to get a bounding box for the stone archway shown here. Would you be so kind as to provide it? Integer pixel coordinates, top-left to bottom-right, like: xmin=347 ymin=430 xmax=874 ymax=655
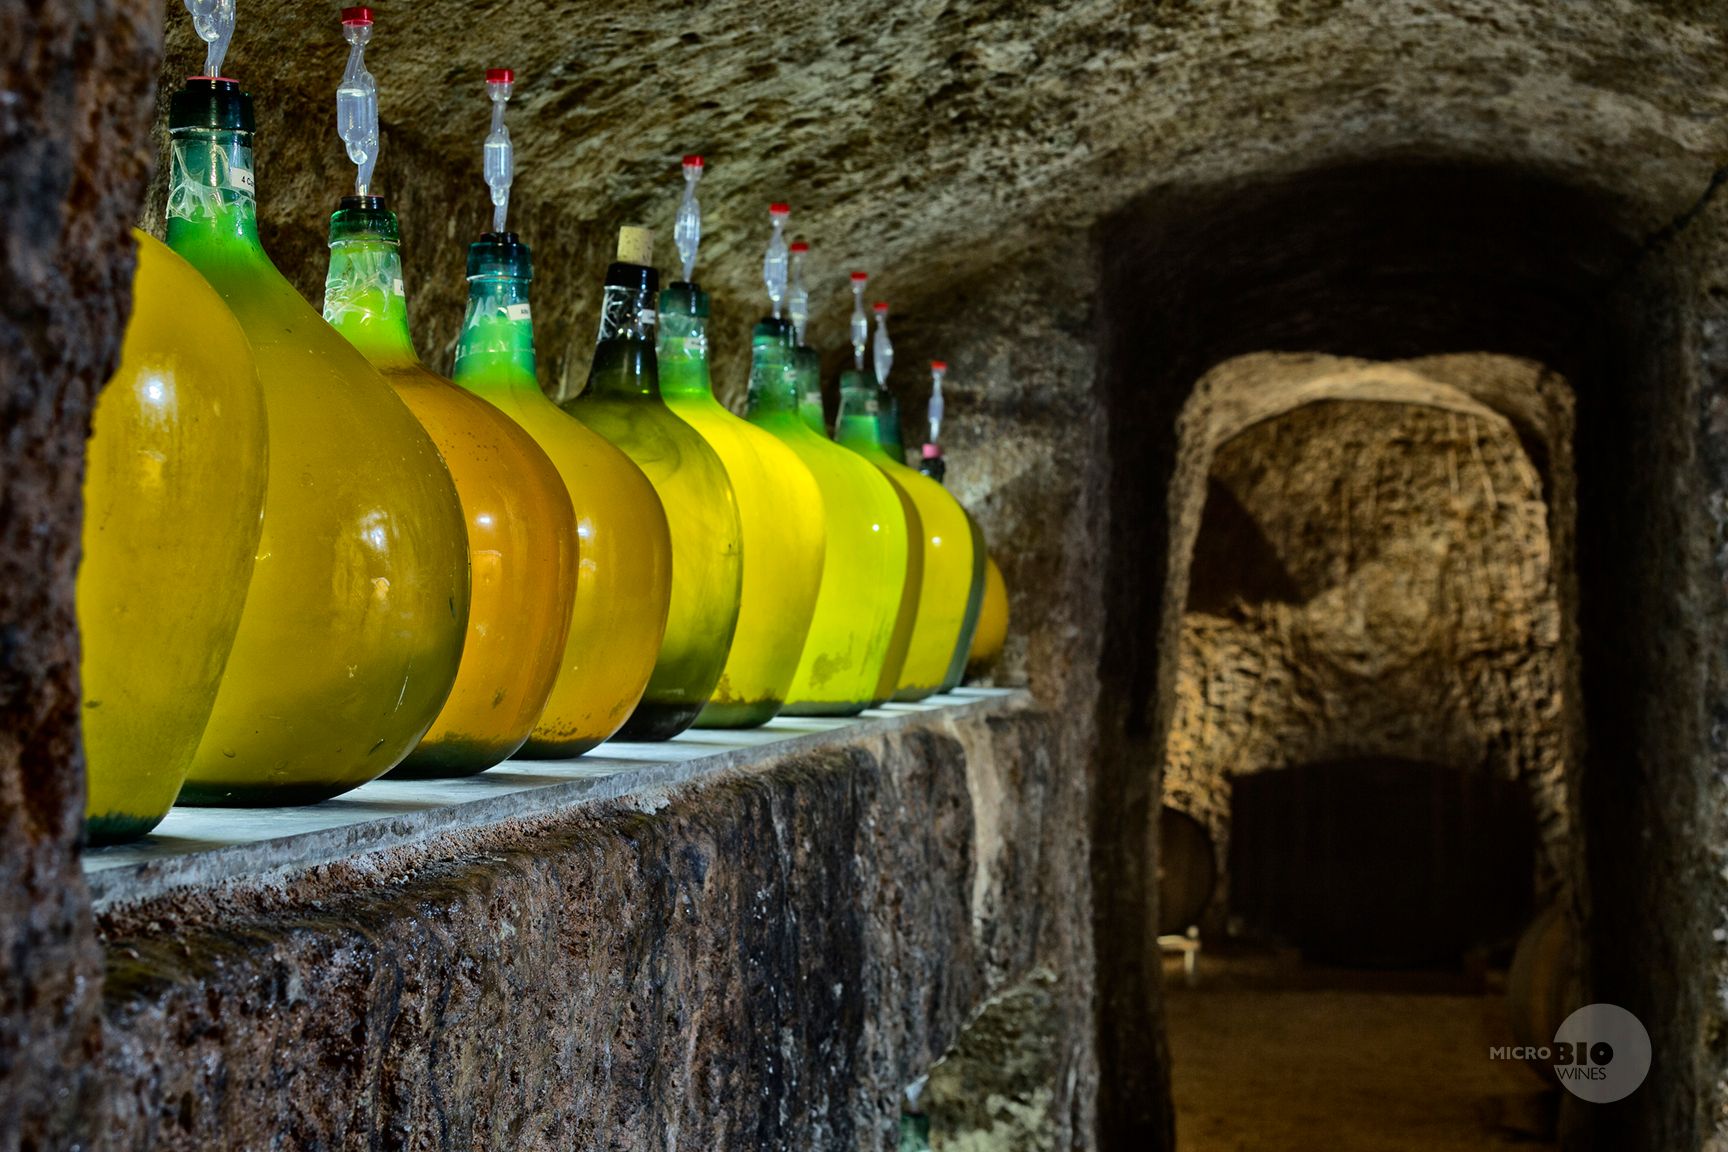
xmin=1162 ymin=353 xmax=1579 ymax=955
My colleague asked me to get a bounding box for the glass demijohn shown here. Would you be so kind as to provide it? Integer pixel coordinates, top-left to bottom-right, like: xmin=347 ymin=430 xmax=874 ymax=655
xmin=747 ymin=320 xmax=913 ymax=714
xmin=560 ymin=227 xmax=743 ymax=740
xmin=835 ymin=368 xmax=975 ymax=701
xmin=452 ymin=70 xmax=672 ymax=756
xmin=164 ymin=69 xmax=469 ymax=804
xmin=661 ymin=187 xmax=826 ymax=727
xmin=79 ymin=231 xmax=269 ymax=841
xmin=321 ymin=20 xmax=578 ymax=775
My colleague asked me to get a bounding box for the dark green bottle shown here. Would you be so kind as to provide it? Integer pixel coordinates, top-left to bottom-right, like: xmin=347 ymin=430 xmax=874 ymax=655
xmin=560 ymin=228 xmax=743 ymax=740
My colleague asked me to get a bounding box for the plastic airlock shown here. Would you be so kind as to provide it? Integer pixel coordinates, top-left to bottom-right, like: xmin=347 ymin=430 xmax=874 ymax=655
xmin=483 ymin=68 xmax=515 ymax=233
xmin=184 ymin=0 xmax=238 ymax=79
xmin=674 ymin=155 xmax=703 ymax=283
xmin=849 ymin=271 xmax=869 ymax=370
xmin=788 ymin=241 xmax=811 ymax=345
xmin=871 ymin=301 xmax=893 ymax=389
xmin=336 ymin=7 xmax=379 ymax=197
xmin=763 ymin=203 xmax=790 ymax=318
xmin=928 ymin=360 xmax=946 ymax=446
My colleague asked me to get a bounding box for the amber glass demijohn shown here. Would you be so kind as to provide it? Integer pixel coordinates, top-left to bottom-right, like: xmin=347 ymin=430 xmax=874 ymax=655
xmin=746 ymin=328 xmax=913 ymax=714
xmin=453 ymin=233 xmax=672 ymax=756
xmin=560 ymin=233 xmax=743 ymax=740
xmin=835 ymin=370 xmax=976 ymax=701
xmin=164 ymin=78 xmax=469 ymax=804
xmin=323 ymin=200 xmax=578 ymax=775
xmin=452 ymin=234 xmax=667 ymax=756
xmin=79 ymin=231 xmax=269 ymax=842
xmin=659 ymin=284 xmax=825 ymax=727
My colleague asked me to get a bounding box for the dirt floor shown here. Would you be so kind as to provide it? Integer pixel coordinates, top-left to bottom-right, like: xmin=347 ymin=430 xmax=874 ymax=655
xmin=1165 ymin=950 xmax=1559 ymax=1152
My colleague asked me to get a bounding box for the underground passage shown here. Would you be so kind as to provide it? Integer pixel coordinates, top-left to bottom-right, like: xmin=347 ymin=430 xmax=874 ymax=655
xmin=4 ymin=2 xmax=1728 ymax=1150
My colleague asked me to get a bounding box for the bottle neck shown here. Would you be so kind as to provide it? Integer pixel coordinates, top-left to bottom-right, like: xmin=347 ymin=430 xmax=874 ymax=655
xmin=835 ymin=368 xmax=896 ymax=460
xmin=744 ymin=319 xmax=798 ymax=416
xmin=454 ymin=272 xmax=540 ymax=395
xmin=585 ymin=262 xmax=660 ymax=400
xmin=657 ymin=282 xmax=712 ymax=400
xmin=164 ymin=128 xmax=261 ymax=252
xmin=323 ymin=203 xmax=417 ymax=367
xmin=797 ymin=353 xmax=826 ymax=435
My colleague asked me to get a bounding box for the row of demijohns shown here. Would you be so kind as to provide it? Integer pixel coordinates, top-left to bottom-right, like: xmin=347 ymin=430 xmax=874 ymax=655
xmin=79 ymin=1 xmax=1012 ymax=844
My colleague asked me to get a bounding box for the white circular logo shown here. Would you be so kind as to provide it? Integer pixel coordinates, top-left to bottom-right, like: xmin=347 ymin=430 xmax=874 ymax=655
xmin=1551 ymin=1003 xmax=1651 ymax=1102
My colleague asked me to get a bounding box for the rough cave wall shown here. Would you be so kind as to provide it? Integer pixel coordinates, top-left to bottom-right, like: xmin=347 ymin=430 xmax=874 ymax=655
xmin=12 ymin=2 xmax=1728 ymax=1152
xmin=75 ymin=709 xmax=1089 ymax=1151
xmin=888 ymin=238 xmax=1108 ymax=1149
xmin=1166 ymin=376 xmax=1570 ymax=906
xmin=0 ymin=0 xmax=160 ymax=1141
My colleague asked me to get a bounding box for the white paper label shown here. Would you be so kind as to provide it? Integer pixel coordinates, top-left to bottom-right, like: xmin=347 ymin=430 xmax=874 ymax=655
xmin=229 ymin=167 xmax=255 ymax=194
xmin=506 ymin=303 xmax=532 ymax=321
xmin=392 ymin=278 xmax=405 ymax=297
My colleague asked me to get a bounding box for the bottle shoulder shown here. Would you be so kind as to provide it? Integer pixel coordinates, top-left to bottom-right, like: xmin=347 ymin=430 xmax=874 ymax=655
xmin=382 ymin=363 xmax=570 ymax=510
xmin=564 ymin=393 xmax=731 ymax=483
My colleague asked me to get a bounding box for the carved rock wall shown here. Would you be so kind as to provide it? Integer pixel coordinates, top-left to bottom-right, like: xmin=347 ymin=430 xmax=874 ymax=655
xmin=1166 ymin=369 xmax=1570 ymax=906
xmin=75 ymin=708 xmax=1089 ymax=1151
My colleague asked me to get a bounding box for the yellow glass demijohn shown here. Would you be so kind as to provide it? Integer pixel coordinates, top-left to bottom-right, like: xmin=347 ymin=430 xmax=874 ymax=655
xmin=835 ymin=369 xmax=976 ymax=701
xmin=165 ymin=77 xmax=469 ymax=804
xmin=746 ymin=327 xmax=913 ymax=715
xmin=560 ymin=228 xmax=743 ymax=741
xmin=966 ymin=554 xmax=1010 ymax=680
xmin=323 ymin=197 xmax=578 ymax=775
xmin=660 ymin=282 xmax=825 ymax=727
xmin=912 ymin=373 xmax=989 ymax=694
xmin=453 ymin=232 xmax=673 ymax=756
xmin=78 ymin=231 xmax=270 ymax=843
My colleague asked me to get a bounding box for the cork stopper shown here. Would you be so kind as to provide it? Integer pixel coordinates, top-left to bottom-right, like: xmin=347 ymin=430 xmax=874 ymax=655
xmin=617 ymin=225 xmax=653 ymax=266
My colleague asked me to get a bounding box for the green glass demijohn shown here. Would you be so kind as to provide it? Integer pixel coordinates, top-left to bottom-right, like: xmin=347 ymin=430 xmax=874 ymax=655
xmin=451 ymin=68 xmax=672 ymax=756
xmin=163 ymin=75 xmax=469 ymax=804
xmin=835 ymin=367 xmax=975 ymax=702
xmin=746 ymin=322 xmax=914 ymax=714
xmin=660 ymin=279 xmax=826 ymax=727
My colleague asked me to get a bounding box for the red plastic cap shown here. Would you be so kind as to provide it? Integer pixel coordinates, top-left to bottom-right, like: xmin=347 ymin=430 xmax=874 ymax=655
xmin=931 ymin=360 xmax=947 ymax=371
xmin=789 ymin=241 xmax=810 ymax=253
xmin=850 ymin=271 xmax=869 ymax=282
xmin=682 ymin=154 xmax=704 ymax=168
xmin=486 ymin=67 xmax=514 ymax=84
xmin=873 ymin=301 xmax=889 ymax=313
xmin=769 ymin=202 xmax=790 ymax=216
xmin=341 ymin=6 xmax=374 ymax=25
xmin=922 ymin=443 xmax=942 ymax=459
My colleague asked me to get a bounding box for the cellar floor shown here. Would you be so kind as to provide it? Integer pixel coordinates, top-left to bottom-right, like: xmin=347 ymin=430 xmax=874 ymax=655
xmin=1165 ymin=949 xmax=1559 ymax=1152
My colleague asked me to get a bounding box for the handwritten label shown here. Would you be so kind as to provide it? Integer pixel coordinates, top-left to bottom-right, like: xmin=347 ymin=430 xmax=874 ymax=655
xmin=506 ymin=303 xmax=532 ymax=321
xmin=229 ymin=168 xmax=255 ymax=194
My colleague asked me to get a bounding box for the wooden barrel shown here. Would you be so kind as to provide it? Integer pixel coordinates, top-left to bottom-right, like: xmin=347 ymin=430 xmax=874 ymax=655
xmin=1158 ymin=807 xmax=1217 ymax=935
xmin=1508 ymin=902 xmax=1574 ymax=1084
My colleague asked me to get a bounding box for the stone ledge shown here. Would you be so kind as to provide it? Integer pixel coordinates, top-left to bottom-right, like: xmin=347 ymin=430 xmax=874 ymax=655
xmin=85 ymin=688 xmax=1027 ymax=915
xmin=74 ymin=688 xmax=1088 ymax=1150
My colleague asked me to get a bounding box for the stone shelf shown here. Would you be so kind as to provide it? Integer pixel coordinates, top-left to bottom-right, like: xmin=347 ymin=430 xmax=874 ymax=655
xmin=83 ymin=686 xmax=1025 ymax=911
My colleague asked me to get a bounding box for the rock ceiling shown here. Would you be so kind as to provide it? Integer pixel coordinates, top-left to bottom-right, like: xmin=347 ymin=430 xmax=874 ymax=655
xmin=150 ymin=0 xmax=1728 ymax=384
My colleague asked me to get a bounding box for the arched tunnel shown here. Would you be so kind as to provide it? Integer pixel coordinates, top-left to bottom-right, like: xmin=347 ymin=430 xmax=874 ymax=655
xmin=3 ymin=3 xmax=1728 ymax=1151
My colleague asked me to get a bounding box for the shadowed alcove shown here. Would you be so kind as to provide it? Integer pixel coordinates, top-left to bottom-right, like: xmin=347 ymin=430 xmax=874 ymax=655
xmin=1091 ymin=160 xmax=1701 ymax=1152
xmin=1168 ymin=355 xmax=1574 ymax=964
